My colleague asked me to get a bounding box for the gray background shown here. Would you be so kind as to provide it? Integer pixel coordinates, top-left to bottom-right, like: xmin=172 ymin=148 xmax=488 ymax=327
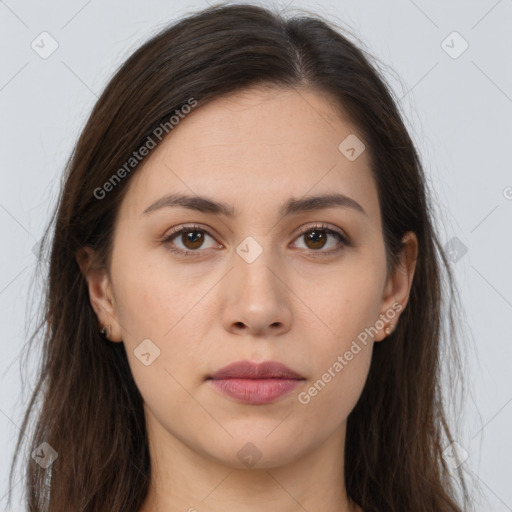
xmin=1 ymin=0 xmax=511 ymax=510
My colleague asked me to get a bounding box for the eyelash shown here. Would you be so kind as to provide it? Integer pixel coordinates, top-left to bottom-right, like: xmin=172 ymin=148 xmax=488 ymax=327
xmin=161 ymin=223 xmax=350 ymax=258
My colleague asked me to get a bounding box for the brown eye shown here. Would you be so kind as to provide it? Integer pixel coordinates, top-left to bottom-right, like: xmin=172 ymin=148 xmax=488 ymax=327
xmin=163 ymin=225 xmax=219 ymax=255
xmin=163 ymin=223 xmax=348 ymax=258
xmin=303 ymin=229 xmax=328 ymax=250
xmin=292 ymin=224 xmax=348 ymax=255
xmin=180 ymin=230 xmax=205 ymax=250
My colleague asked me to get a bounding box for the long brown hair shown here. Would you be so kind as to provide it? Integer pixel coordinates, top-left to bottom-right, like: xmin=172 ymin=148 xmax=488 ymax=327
xmin=8 ymin=3 xmax=476 ymax=510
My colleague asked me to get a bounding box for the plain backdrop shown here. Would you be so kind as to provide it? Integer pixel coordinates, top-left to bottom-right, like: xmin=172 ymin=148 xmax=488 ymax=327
xmin=1 ymin=0 xmax=511 ymax=510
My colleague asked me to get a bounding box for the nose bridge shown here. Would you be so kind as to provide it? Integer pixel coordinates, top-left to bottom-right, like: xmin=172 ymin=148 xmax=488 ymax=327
xmin=220 ymin=231 xmax=293 ymax=334
xmin=232 ymin=233 xmax=281 ymax=294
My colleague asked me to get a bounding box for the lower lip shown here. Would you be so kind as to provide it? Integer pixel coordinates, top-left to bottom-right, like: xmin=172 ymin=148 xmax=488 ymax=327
xmin=208 ymin=378 xmax=302 ymax=405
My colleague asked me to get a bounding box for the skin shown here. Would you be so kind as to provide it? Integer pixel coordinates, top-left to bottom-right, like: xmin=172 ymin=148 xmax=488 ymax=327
xmin=77 ymin=86 xmax=417 ymax=512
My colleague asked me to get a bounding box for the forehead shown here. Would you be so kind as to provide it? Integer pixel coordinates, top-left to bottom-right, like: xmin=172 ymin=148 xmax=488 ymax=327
xmin=119 ymin=86 xmax=380 ymax=223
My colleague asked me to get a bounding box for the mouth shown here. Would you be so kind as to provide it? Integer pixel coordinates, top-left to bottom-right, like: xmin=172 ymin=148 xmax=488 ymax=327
xmin=206 ymin=360 xmax=305 ymax=405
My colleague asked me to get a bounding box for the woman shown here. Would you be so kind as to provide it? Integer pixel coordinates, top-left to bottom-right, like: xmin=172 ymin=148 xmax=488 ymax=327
xmin=8 ymin=3 xmax=474 ymax=511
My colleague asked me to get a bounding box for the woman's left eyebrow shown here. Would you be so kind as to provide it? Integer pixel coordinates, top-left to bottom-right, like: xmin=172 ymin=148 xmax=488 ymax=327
xmin=141 ymin=192 xmax=367 ymax=219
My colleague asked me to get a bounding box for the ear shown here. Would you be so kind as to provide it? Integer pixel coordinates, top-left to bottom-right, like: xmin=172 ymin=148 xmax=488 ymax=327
xmin=76 ymin=246 xmax=123 ymax=342
xmin=374 ymin=231 xmax=418 ymax=342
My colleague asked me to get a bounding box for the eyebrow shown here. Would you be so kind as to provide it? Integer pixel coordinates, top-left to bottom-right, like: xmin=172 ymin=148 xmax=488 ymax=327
xmin=142 ymin=192 xmax=367 ymax=218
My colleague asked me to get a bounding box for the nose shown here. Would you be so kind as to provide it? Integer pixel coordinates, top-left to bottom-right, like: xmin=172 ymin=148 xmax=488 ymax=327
xmin=221 ymin=246 xmax=293 ymax=337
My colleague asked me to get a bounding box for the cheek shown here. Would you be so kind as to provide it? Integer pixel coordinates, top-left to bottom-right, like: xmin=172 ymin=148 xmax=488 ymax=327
xmin=294 ymin=261 xmax=384 ymax=356
xmin=287 ymin=347 xmax=371 ymax=460
xmin=110 ymin=249 xmax=214 ymax=392
xmin=295 ymin=296 xmax=376 ymax=439
xmin=291 ymin=262 xmax=383 ymax=413
xmin=111 ymin=245 xmax=199 ymax=335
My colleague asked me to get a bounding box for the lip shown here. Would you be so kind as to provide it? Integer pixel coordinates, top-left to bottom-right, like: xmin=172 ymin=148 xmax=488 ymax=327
xmin=209 ymin=360 xmax=304 ymax=380
xmin=207 ymin=360 xmax=305 ymax=405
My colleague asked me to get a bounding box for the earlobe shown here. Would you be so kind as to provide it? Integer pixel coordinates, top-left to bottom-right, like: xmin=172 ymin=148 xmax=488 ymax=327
xmin=76 ymin=247 xmax=123 ymax=342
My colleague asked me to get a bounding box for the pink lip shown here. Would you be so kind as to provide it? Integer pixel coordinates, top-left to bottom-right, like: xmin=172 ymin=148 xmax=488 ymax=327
xmin=207 ymin=360 xmax=305 ymax=405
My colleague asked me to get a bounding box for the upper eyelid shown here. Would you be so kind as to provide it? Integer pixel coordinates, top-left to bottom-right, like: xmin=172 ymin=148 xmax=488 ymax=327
xmin=164 ymin=222 xmax=345 ymax=236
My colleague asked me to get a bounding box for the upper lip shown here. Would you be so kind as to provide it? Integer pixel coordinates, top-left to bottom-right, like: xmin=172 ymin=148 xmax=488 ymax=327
xmin=208 ymin=360 xmax=304 ymax=380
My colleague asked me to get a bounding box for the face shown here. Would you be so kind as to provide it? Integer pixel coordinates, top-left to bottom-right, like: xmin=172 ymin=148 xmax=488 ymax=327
xmin=79 ymin=86 xmax=416 ymax=471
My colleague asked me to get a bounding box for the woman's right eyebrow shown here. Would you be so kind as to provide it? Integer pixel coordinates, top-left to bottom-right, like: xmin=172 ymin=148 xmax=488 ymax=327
xmin=142 ymin=193 xmax=236 ymax=217
xmin=141 ymin=192 xmax=367 ymax=219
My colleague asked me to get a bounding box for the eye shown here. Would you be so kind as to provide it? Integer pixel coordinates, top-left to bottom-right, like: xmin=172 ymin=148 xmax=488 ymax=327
xmin=291 ymin=223 xmax=349 ymax=256
xmin=162 ymin=224 xmax=220 ymax=256
xmin=162 ymin=223 xmax=349 ymax=258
